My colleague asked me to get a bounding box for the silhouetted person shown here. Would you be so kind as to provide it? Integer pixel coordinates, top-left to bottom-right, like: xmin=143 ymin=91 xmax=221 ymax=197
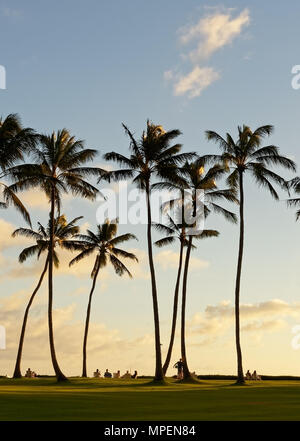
xmin=104 ymin=369 xmax=112 ymax=378
xmin=252 ymin=370 xmax=261 ymax=380
xmin=93 ymin=369 xmax=101 ymax=378
xmin=245 ymin=370 xmax=251 ymax=380
xmin=131 ymin=370 xmax=138 ymax=379
xmin=25 ymin=368 xmax=32 ymax=378
xmin=174 ymin=358 xmax=184 ymax=379
xmin=121 ymin=370 xmax=131 ymax=379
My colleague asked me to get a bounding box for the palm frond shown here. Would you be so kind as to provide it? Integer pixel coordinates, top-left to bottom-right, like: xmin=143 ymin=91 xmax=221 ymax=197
xmin=109 ymin=254 xmax=132 ymax=278
xmin=154 ymin=236 xmax=176 ymax=247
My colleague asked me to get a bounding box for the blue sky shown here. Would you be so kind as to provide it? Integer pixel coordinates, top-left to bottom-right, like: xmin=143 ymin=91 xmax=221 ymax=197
xmin=1 ymin=1 xmax=300 ymax=377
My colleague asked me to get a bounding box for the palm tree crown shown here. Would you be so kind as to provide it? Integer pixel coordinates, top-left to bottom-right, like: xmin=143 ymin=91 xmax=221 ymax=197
xmin=103 ymin=121 xmax=195 ymax=187
xmin=205 ymin=125 xmax=296 ymax=197
xmin=70 ymin=219 xmax=138 ymax=277
xmin=155 ymin=157 xmax=238 ymax=227
xmin=13 ymin=214 xmax=82 ymax=265
xmin=0 ymin=113 xmax=37 ymax=224
xmin=8 ymin=128 xmax=104 ymax=207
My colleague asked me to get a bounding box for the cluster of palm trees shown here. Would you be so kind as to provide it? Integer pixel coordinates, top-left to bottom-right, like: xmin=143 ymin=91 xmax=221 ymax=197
xmin=1 ymin=113 xmax=298 ymax=384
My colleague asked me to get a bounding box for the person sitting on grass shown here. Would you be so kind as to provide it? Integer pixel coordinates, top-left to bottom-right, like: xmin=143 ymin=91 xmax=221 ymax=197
xmin=121 ymin=370 xmax=131 ymax=379
xmin=245 ymin=370 xmax=252 ymax=380
xmin=252 ymin=370 xmax=262 ymax=380
xmin=104 ymin=369 xmax=112 ymax=378
xmin=131 ymin=370 xmax=138 ymax=379
xmin=113 ymin=370 xmax=120 ymax=378
xmin=93 ymin=369 xmax=101 ymax=378
xmin=25 ymin=368 xmax=32 ymax=378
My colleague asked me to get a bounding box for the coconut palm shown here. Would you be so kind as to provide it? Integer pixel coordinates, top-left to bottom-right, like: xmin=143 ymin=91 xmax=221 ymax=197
xmin=102 ymin=121 xmax=195 ymax=381
xmin=206 ymin=125 xmax=296 ymax=384
xmin=153 ymin=215 xmax=190 ymax=375
xmin=7 ymin=129 xmax=105 ymax=381
xmin=158 ymin=158 xmax=237 ymax=380
xmin=69 ymin=219 xmax=138 ymax=377
xmin=12 ymin=215 xmax=82 ymax=378
xmin=0 ymin=113 xmax=37 ymax=224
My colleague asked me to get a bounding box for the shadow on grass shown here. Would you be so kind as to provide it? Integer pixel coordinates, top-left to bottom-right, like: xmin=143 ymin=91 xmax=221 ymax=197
xmin=176 ymin=376 xmax=202 ymax=385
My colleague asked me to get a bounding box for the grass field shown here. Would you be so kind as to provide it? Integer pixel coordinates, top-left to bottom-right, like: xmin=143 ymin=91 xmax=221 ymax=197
xmin=0 ymin=377 xmax=300 ymax=421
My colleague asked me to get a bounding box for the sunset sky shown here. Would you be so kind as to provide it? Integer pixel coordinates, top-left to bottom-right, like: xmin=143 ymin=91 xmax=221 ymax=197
xmin=1 ymin=0 xmax=300 ymax=377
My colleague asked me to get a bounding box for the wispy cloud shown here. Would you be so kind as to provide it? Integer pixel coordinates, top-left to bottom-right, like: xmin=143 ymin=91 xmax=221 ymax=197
xmin=179 ymin=8 xmax=250 ymax=61
xmin=173 ymin=66 xmax=220 ymax=99
xmin=165 ymin=8 xmax=250 ymax=99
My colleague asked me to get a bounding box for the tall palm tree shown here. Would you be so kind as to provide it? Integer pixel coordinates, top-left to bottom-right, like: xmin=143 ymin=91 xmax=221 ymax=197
xmin=153 ymin=215 xmax=189 ymax=375
xmin=162 ymin=158 xmax=237 ymax=380
xmin=69 ymin=219 xmax=138 ymax=377
xmin=8 ymin=129 xmax=105 ymax=381
xmin=0 ymin=113 xmax=37 ymax=224
xmin=103 ymin=121 xmax=195 ymax=381
xmin=12 ymin=215 xmax=82 ymax=378
xmin=206 ymin=125 xmax=296 ymax=384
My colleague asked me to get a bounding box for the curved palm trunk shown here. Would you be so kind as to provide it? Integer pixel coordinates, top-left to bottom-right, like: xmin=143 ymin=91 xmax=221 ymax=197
xmin=82 ymin=264 xmax=100 ymax=377
xmin=146 ymin=182 xmax=164 ymax=381
xmin=162 ymin=240 xmax=184 ymax=375
xmin=235 ymin=172 xmax=245 ymax=384
xmin=48 ymin=188 xmax=68 ymax=382
xmin=181 ymin=236 xmax=192 ymax=379
xmin=13 ymin=258 xmax=49 ymax=378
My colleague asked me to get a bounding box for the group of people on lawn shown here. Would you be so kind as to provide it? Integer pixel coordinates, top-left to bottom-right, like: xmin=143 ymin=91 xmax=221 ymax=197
xmin=25 ymin=368 xmax=37 ymax=378
xmin=245 ymin=370 xmax=262 ymax=380
xmin=23 ymin=367 xmax=138 ymax=379
xmin=23 ymin=364 xmax=261 ymax=380
xmin=93 ymin=369 xmax=138 ymax=379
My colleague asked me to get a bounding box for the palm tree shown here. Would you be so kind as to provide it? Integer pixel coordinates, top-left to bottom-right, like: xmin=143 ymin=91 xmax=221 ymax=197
xmin=69 ymin=219 xmax=138 ymax=377
xmin=0 ymin=113 xmax=37 ymax=224
xmin=8 ymin=129 xmax=105 ymax=381
xmin=206 ymin=125 xmax=296 ymax=384
xmin=12 ymin=215 xmax=82 ymax=378
xmin=153 ymin=215 xmax=189 ymax=375
xmin=162 ymin=158 xmax=237 ymax=380
xmin=102 ymin=121 xmax=195 ymax=381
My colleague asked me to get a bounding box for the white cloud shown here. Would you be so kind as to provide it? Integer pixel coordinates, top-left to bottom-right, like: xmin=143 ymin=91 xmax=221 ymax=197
xmin=179 ymin=9 xmax=250 ymax=61
xmin=173 ymin=66 xmax=220 ymax=98
xmin=155 ymin=249 xmax=209 ymax=271
xmin=165 ymin=8 xmax=250 ymax=99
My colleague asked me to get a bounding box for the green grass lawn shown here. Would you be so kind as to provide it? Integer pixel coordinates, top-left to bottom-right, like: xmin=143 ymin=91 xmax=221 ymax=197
xmin=0 ymin=377 xmax=300 ymax=420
